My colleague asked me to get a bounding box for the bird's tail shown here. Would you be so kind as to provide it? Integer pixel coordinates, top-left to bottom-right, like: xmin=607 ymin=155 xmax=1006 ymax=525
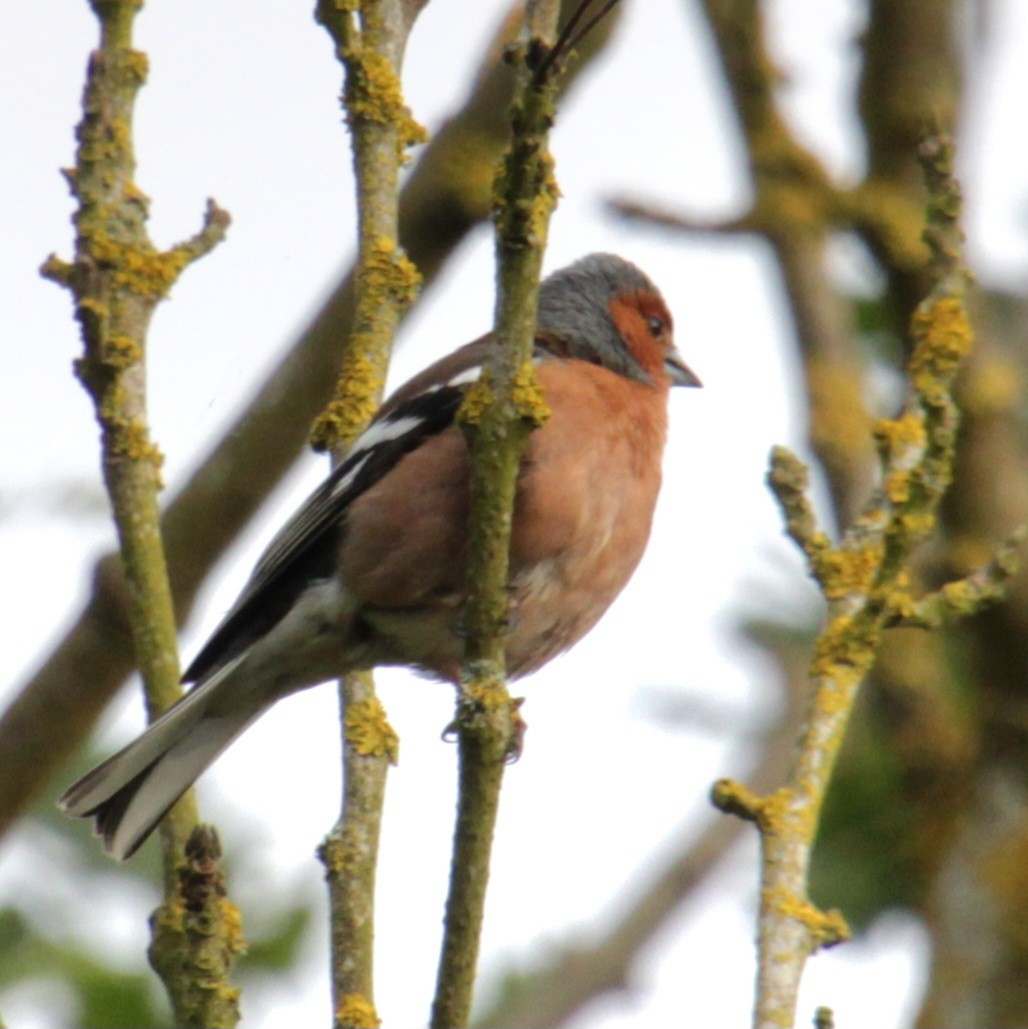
xmin=59 ymin=656 xmax=259 ymax=860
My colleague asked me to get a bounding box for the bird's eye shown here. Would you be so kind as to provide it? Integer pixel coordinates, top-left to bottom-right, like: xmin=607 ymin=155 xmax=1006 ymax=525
xmin=646 ymin=315 xmax=665 ymax=338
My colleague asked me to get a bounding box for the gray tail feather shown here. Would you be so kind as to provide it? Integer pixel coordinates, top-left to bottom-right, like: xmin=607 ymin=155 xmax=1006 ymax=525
xmin=59 ymin=657 xmax=256 ymax=860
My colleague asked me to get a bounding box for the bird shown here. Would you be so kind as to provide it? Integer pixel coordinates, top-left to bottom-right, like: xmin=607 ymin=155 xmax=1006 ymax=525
xmin=59 ymin=252 xmax=701 ymax=860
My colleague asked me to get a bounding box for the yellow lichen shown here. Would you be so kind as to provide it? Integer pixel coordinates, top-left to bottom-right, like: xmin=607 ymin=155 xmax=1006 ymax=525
xmin=94 ymin=398 xmax=164 ymax=479
xmin=344 ymin=47 xmax=426 ymax=157
xmin=873 ymin=412 xmax=926 ymax=459
xmin=153 ymin=895 xmax=186 ymax=934
xmin=363 ymin=236 xmax=421 ymax=308
xmin=884 ymin=580 xmax=917 ymax=621
xmin=764 ymin=886 xmax=851 ymax=949
xmin=512 ymin=360 xmax=551 ymax=427
xmin=311 ymin=241 xmax=419 ymax=453
xmin=335 ymin=994 xmax=381 ymax=1029
xmin=88 ymin=232 xmax=190 ymax=298
xmin=457 ymin=375 xmax=494 ymax=426
xmin=711 ymin=780 xmax=800 ymax=835
xmin=219 ymin=898 xmax=248 ymax=957
xmin=78 ymin=296 xmax=108 ymax=318
xmin=104 ymin=334 xmax=141 ymax=369
xmin=892 ymin=509 xmax=936 ymax=541
xmin=345 ymin=697 xmax=399 ymax=763
xmin=310 ymin=349 xmax=387 ymax=452
xmin=320 ymin=834 xmax=357 ymax=877
xmin=810 ymin=614 xmax=876 ymax=690
xmin=756 ymin=787 xmax=798 ymax=836
xmin=813 ymin=541 xmax=884 ymax=600
xmin=118 ymin=49 xmax=150 ymax=86
xmin=123 ymin=179 xmax=149 ymax=204
xmin=938 ymin=578 xmax=979 ymax=617
xmin=464 ymin=674 xmax=511 ymax=710
xmin=909 ymin=296 xmax=973 ymax=392
xmin=885 ymin=469 xmax=916 ymax=505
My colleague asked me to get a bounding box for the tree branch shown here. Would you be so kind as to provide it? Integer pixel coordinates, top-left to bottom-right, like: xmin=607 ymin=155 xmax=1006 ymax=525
xmin=430 ymin=2 xmax=571 ymax=1026
xmin=713 ymin=129 xmax=1014 ymax=1029
xmin=0 ymin=0 xmax=620 ymax=844
xmin=312 ymin=1 xmax=423 ymax=1023
xmin=41 ymin=0 xmax=240 ymax=1022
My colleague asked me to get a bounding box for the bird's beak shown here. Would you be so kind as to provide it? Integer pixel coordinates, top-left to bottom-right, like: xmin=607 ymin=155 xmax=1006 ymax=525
xmin=664 ymin=346 xmax=702 ymax=388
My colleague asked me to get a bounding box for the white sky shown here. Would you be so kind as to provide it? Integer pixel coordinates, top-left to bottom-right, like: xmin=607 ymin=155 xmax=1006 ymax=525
xmin=2 ymin=0 xmax=1027 ymax=1026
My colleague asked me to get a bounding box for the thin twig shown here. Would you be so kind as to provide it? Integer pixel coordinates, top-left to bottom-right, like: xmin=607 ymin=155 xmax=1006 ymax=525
xmin=430 ymin=2 xmax=566 ymax=1025
xmin=712 ymin=129 xmax=1017 ymax=1029
xmin=313 ymin=0 xmax=424 ymax=1024
xmin=42 ymin=0 xmax=238 ymax=1022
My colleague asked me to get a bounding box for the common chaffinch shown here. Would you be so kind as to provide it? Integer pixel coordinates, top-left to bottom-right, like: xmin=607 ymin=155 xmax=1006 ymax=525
xmin=61 ymin=253 xmax=701 ymax=859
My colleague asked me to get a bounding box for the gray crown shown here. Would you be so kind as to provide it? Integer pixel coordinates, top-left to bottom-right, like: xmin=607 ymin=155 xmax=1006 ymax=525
xmin=537 ymin=253 xmax=658 ymax=382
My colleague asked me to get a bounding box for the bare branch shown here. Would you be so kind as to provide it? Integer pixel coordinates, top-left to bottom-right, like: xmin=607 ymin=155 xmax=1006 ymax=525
xmin=713 ymin=128 xmax=1015 ymax=1029
xmin=312 ymin=0 xmax=424 ymax=1022
xmin=46 ymin=0 xmax=239 ymax=1020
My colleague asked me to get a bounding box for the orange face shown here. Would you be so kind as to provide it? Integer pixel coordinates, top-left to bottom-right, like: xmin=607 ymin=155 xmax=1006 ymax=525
xmin=607 ymin=289 xmax=677 ymax=384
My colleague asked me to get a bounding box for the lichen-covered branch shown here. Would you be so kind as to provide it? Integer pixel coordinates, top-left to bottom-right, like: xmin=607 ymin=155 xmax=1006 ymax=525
xmin=712 ymin=131 xmax=1018 ymax=1029
xmin=148 ymin=826 xmax=246 ymax=1029
xmin=0 ymin=0 xmax=618 ymax=852
xmin=430 ymin=3 xmax=568 ymax=1027
xmin=40 ymin=1 xmax=240 ymax=1023
xmin=312 ymin=1 xmax=424 ymax=1024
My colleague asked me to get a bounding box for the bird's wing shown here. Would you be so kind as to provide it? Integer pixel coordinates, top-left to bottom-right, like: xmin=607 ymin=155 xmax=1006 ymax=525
xmin=182 ymin=336 xmax=498 ymax=683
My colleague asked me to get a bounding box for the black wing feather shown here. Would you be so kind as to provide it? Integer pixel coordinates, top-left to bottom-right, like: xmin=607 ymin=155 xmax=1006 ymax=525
xmin=182 ymin=383 xmax=467 ymax=683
